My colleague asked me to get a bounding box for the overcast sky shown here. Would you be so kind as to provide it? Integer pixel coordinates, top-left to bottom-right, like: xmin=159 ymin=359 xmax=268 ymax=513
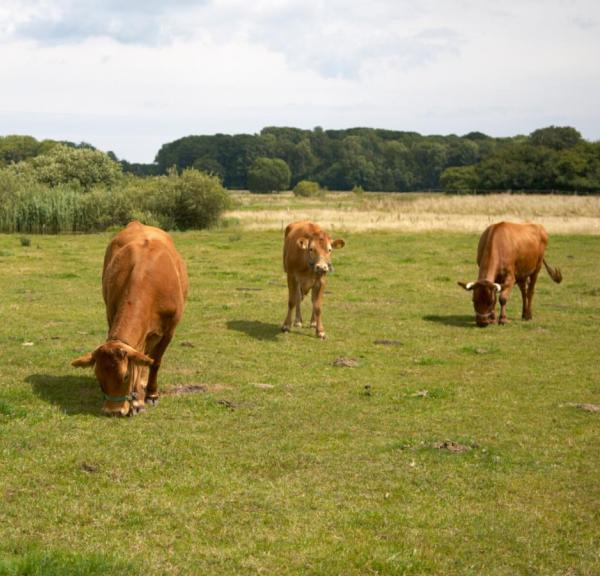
xmin=1 ymin=0 xmax=599 ymax=162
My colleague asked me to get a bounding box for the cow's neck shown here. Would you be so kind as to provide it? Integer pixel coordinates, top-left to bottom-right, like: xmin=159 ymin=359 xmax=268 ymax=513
xmin=478 ymin=245 xmax=502 ymax=283
xmin=108 ymin=299 xmax=150 ymax=351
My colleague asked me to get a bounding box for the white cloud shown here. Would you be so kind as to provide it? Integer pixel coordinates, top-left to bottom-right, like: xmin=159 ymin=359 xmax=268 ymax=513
xmin=0 ymin=0 xmax=599 ymax=161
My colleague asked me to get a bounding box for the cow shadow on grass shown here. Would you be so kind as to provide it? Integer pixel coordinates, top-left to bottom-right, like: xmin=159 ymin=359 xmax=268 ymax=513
xmin=422 ymin=314 xmax=476 ymax=328
xmin=27 ymin=374 xmax=103 ymax=416
xmin=226 ymin=319 xmax=289 ymax=341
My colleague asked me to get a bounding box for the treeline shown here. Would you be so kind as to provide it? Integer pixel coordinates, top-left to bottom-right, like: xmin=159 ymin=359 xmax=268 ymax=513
xmin=0 ymin=138 xmax=230 ymax=234
xmin=153 ymin=126 xmax=600 ymax=193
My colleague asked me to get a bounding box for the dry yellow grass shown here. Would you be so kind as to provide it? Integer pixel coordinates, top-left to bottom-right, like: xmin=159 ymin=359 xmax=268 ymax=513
xmin=226 ymin=192 xmax=600 ymax=234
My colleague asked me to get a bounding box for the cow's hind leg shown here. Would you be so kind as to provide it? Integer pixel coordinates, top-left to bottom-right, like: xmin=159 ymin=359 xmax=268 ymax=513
xmin=524 ymin=269 xmax=540 ymax=320
xmin=517 ymin=279 xmax=527 ymax=320
xmin=145 ymin=332 xmax=173 ymax=406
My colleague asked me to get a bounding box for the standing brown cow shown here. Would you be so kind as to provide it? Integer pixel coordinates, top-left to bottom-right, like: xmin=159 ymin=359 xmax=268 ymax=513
xmin=72 ymin=221 xmax=188 ymax=416
xmin=282 ymin=221 xmax=345 ymax=339
xmin=459 ymin=221 xmax=562 ymax=327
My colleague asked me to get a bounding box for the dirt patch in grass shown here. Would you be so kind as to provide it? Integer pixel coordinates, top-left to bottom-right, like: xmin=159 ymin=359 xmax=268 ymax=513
xmin=333 ymin=357 xmax=359 ymax=367
xmin=433 ymin=441 xmax=477 ymax=453
xmin=566 ymin=403 xmax=600 ymax=413
xmin=166 ymin=383 xmax=233 ymax=396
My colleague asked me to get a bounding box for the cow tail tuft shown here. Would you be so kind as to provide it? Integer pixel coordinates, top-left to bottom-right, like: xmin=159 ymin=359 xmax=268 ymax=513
xmin=543 ymin=258 xmax=563 ymax=284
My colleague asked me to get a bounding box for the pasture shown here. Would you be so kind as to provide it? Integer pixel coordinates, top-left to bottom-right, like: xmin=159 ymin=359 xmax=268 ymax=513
xmin=0 ymin=196 xmax=599 ymax=575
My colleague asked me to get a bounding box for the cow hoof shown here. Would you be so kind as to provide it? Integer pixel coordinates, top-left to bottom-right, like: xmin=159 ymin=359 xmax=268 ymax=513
xmin=317 ymin=331 xmax=326 ymax=339
xmin=499 ymin=317 xmax=507 ymax=325
xmin=281 ymin=325 xmax=290 ymax=333
xmin=146 ymin=396 xmax=159 ymax=406
xmin=293 ymin=321 xmax=303 ymax=328
xmin=310 ymin=321 xmax=317 ymax=328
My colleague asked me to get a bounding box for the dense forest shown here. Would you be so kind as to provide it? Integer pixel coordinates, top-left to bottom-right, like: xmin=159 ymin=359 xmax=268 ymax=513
xmin=151 ymin=125 xmax=600 ymax=193
xmin=1 ymin=125 xmax=599 ymax=194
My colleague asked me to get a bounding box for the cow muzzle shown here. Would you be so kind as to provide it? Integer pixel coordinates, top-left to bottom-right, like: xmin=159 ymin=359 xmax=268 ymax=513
xmin=475 ymin=311 xmax=495 ymax=327
xmin=313 ymin=261 xmax=331 ymax=275
xmin=101 ymin=392 xmax=145 ymax=417
xmin=102 ymin=400 xmax=131 ymax=417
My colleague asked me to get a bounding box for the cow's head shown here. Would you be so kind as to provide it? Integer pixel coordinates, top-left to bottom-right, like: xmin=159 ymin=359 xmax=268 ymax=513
xmin=458 ymin=280 xmax=502 ymax=327
xmin=71 ymin=341 xmax=153 ymax=416
xmin=297 ymin=234 xmax=345 ymax=276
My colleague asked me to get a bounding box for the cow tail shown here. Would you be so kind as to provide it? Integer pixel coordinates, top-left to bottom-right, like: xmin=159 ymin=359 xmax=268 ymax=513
xmin=543 ymin=258 xmax=563 ymax=284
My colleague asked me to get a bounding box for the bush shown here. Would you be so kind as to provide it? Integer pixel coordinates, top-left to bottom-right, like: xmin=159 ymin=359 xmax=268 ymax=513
xmin=0 ymin=167 xmax=232 ymax=233
xmin=293 ymin=180 xmax=324 ymax=198
xmin=173 ymin=169 xmax=232 ymax=230
xmin=352 ymin=185 xmax=365 ymax=198
xmin=247 ymin=157 xmax=291 ymax=193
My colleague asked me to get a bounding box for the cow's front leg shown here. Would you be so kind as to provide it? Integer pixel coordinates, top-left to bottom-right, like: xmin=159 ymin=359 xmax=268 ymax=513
xmin=498 ymin=278 xmax=515 ymax=325
xmin=311 ymin=279 xmax=326 ymax=338
xmin=293 ymin=283 xmax=303 ymax=327
xmin=145 ymin=332 xmax=173 ymax=406
xmin=282 ymin=275 xmax=297 ymax=332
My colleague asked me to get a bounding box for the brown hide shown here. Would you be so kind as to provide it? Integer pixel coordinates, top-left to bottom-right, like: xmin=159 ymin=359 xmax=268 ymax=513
xmin=72 ymin=221 xmax=188 ymax=415
xmin=281 ymin=221 xmax=345 ymax=338
xmin=459 ymin=222 xmax=562 ymax=326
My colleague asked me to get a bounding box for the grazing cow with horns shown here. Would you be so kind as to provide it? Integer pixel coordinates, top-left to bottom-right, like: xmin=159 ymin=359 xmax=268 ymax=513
xmin=72 ymin=221 xmax=188 ymax=416
xmin=282 ymin=221 xmax=345 ymax=339
xmin=459 ymin=221 xmax=562 ymax=327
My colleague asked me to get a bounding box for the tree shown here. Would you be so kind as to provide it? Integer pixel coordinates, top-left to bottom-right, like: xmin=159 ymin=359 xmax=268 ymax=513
xmin=14 ymin=144 xmax=123 ymax=190
xmin=440 ymin=166 xmax=479 ymax=192
xmin=247 ymin=157 xmax=291 ymax=193
xmin=530 ymin=126 xmax=582 ymax=150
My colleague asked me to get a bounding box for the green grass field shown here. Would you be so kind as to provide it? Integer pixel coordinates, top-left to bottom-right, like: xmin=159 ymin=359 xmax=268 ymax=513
xmin=0 ymin=226 xmax=598 ymax=575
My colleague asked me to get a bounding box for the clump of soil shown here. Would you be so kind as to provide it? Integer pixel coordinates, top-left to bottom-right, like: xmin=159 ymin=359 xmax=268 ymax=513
xmin=374 ymin=339 xmax=403 ymax=346
xmin=567 ymin=403 xmax=600 ymax=413
xmin=166 ymin=384 xmax=208 ymax=395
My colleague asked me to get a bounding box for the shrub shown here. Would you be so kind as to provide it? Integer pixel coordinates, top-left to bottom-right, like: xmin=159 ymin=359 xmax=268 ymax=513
xmin=173 ymin=169 xmax=232 ymax=230
xmin=352 ymin=185 xmax=365 ymax=198
xmin=293 ymin=180 xmax=324 ymax=197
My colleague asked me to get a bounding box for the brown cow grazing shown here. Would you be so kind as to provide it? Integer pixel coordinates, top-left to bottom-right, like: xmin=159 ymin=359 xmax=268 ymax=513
xmin=282 ymin=221 xmax=345 ymax=339
xmin=72 ymin=221 xmax=188 ymax=416
xmin=458 ymin=221 xmax=562 ymax=327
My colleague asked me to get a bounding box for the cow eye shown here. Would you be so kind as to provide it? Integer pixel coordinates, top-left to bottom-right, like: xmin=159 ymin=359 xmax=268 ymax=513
xmin=123 ymin=372 xmax=129 ymax=383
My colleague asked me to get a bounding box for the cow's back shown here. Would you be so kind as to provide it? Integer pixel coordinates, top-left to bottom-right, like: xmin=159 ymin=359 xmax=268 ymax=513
xmin=103 ymin=221 xmax=188 ymax=325
xmin=477 ymin=222 xmax=548 ymax=275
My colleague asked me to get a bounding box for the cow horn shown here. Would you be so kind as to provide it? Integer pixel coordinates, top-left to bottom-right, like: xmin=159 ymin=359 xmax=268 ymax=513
xmin=493 ymin=283 xmax=502 ymax=293
xmin=465 ymin=282 xmax=475 ymax=290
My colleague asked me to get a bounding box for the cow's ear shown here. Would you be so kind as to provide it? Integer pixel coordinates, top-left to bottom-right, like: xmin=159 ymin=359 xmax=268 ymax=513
xmin=458 ymin=281 xmax=475 ymax=291
xmin=71 ymin=353 xmax=95 ymax=368
xmin=297 ymin=237 xmax=310 ymax=250
xmin=332 ymin=239 xmax=345 ymax=249
xmin=127 ymin=349 xmax=154 ymax=366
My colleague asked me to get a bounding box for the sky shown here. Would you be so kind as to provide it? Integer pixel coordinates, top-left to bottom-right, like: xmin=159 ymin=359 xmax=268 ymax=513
xmin=1 ymin=0 xmax=599 ymax=163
